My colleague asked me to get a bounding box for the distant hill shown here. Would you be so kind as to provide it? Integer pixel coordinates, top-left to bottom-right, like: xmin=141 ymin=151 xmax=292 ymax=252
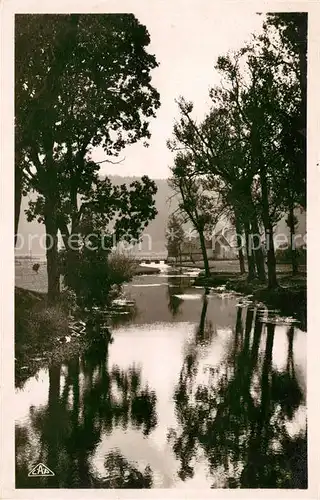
xmin=16 ymin=176 xmax=305 ymax=257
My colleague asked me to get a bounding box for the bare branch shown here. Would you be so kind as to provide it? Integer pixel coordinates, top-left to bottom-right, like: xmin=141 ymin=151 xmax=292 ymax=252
xmin=96 ymin=156 xmax=126 ymax=165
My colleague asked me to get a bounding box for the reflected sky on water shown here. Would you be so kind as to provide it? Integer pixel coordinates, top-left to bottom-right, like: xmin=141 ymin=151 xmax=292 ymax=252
xmin=15 ymin=272 xmax=307 ymax=489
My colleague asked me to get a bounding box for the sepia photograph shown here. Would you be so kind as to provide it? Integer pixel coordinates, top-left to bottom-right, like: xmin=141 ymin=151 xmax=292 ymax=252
xmin=5 ymin=2 xmax=313 ymax=492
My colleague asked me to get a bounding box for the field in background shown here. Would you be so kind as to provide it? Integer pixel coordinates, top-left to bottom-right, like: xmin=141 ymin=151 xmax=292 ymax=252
xmin=15 ymin=259 xmax=52 ymax=294
xmin=15 ymin=257 xmax=306 ymax=295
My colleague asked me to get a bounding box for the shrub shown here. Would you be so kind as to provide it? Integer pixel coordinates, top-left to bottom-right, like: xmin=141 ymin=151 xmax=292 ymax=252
xmin=107 ymin=251 xmax=137 ymax=284
xmin=15 ymin=288 xmax=69 ymax=367
xmin=15 ymin=287 xmax=85 ymax=388
xmin=27 ymin=306 xmax=69 ymax=339
xmin=60 ymin=247 xmax=137 ymax=310
xmin=59 ymin=288 xmax=78 ymax=314
xmin=16 ymin=302 xmax=69 ymax=345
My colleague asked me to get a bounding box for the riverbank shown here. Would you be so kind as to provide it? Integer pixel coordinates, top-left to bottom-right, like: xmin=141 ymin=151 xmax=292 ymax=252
xmin=15 ymin=272 xmax=307 ymax=489
xmin=134 ymin=264 xmax=161 ymax=275
xmin=15 ymin=263 xmax=306 ymax=387
xmin=194 ymin=272 xmax=306 ymax=328
xmin=175 ymin=259 xmax=306 ymax=275
xmin=15 ymin=287 xmax=91 ymax=387
xmin=15 ymin=260 xmax=160 ymax=294
xmin=15 ymin=279 xmax=140 ymax=387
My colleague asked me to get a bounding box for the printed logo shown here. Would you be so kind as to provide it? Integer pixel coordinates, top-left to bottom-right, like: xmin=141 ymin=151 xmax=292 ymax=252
xmin=28 ymin=462 xmax=55 ymax=477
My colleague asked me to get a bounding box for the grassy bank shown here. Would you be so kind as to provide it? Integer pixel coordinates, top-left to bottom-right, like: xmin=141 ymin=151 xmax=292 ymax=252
xmin=15 ymin=287 xmax=89 ymax=387
xmin=174 ymin=259 xmax=306 ymax=275
xmin=15 ymin=264 xmax=153 ymax=386
xmin=194 ymin=272 xmax=306 ymax=329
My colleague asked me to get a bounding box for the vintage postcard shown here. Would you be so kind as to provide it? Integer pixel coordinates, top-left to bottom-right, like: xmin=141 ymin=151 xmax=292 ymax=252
xmin=1 ymin=0 xmax=319 ymax=498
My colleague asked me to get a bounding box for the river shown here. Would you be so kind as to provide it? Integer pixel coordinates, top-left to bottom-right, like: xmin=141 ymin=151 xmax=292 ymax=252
xmin=15 ymin=264 xmax=307 ymax=489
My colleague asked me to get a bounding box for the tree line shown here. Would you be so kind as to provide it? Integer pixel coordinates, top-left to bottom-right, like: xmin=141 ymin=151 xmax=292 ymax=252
xmin=167 ymin=13 xmax=307 ymax=288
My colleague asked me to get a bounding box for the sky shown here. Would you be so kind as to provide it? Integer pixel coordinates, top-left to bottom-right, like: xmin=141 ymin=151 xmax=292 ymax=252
xmin=91 ymin=6 xmax=266 ymax=179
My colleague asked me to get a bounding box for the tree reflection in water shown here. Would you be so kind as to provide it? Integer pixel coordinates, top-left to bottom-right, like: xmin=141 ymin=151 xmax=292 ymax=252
xmin=166 ymin=275 xmax=190 ymax=317
xmin=15 ymin=290 xmax=307 ymax=489
xmin=98 ymin=450 xmax=153 ymax=488
xmin=168 ymin=299 xmax=307 ymax=488
xmin=16 ymin=334 xmax=157 ymax=488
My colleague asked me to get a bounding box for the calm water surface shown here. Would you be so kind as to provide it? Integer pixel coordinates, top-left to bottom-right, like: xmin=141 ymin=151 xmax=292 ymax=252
xmin=15 ymin=267 xmax=307 ymax=488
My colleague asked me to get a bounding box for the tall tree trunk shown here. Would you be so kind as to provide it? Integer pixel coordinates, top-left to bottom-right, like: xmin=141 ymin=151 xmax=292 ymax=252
xmin=58 ymin=218 xmax=81 ymax=294
xmin=288 ymin=205 xmax=299 ymax=275
xmin=248 ymin=125 xmax=268 ymax=283
xmin=265 ymin=224 xmax=278 ymax=289
xmin=198 ymin=229 xmax=210 ymax=278
xmin=297 ymin=15 xmax=307 ymax=124
xmin=238 ymin=246 xmax=245 ymax=275
xmin=234 ymin=215 xmax=245 ymax=274
xmin=250 ymin=214 xmax=266 ymax=282
xmin=243 ymin=185 xmax=266 ymax=282
xmin=244 ymin=222 xmax=256 ymax=281
xmin=259 ymin=164 xmax=278 ymax=289
xmin=45 ymin=199 xmax=60 ymax=303
xmin=15 ymin=164 xmax=23 ymax=247
xmin=297 ymin=14 xmax=307 ymax=210
xmin=43 ymin=142 xmax=61 ymax=303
